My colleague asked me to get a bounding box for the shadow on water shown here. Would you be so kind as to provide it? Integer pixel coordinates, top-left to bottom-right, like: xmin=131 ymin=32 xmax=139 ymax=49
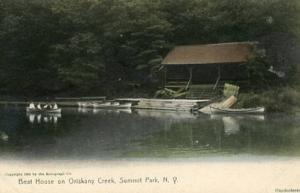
xmin=0 ymin=105 xmax=300 ymax=160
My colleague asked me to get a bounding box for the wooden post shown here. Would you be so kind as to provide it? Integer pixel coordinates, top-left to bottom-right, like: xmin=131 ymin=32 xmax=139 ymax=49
xmin=163 ymin=67 xmax=167 ymax=88
xmin=185 ymin=66 xmax=193 ymax=90
xmin=213 ymin=64 xmax=221 ymax=90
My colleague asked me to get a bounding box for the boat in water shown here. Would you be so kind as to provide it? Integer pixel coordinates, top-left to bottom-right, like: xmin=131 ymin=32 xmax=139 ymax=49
xmin=92 ymin=101 xmax=132 ymax=109
xmin=92 ymin=102 xmax=112 ymax=108
xmin=210 ymin=106 xmax=265 ymax=114
xmin=26 ymin=103 xmax=61 ymax=113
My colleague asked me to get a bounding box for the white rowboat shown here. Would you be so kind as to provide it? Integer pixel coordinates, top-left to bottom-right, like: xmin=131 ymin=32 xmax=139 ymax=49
xmin=92 ymin=102 xmax=132 ymax=109
xmin=26 ymin=103 xmax=61 ymax=113
xmin=210 ymin=106 xmax=265 ymax=114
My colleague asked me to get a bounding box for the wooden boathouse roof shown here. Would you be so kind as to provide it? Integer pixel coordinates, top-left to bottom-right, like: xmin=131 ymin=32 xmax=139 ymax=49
xmin=162 ymin=42 xmax=257 ymax=65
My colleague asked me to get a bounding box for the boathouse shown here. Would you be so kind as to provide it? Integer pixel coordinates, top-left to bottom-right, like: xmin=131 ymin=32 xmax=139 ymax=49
xmin=161 ymin=42 xmax=257 ymax=98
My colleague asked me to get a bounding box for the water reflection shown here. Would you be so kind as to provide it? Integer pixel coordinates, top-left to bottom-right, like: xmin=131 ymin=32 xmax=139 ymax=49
xmin=0 ymin=131 xmax=9 ymax=142
xmin=78 ymin=107 xmax=91 ymax=114
xmin=222 ymin=117 xmax=240 ymax=135
xmin=0 ymin=106 xmax=300 ymax=159
xmin=135 ymin=109 xmax=196 ymax=121
xmin=210 ymin=114 xmax=265 ymax=121
xmin=27 ymin=113 xmax=62 ymax=124
xmin=210 ymin=115 xmax=265 ymax=136
xmin=78 ymin=107 xmax=132 ymax=114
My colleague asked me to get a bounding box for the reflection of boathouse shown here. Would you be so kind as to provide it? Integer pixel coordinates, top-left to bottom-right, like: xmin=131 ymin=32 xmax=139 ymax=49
xmin=161 ymin=42 xmax=256 ymax=98
xmin=139 ymin=114 xmax=300 ymax=156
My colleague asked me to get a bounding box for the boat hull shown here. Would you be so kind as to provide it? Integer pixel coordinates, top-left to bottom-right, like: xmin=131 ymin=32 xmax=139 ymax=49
xmin=26 ymin=107 xmax=61 ymax=113
xmin=210 ymin=106 xmax=265 ymax=114
xmin=92 ymin=102 xmax=132 ymax=109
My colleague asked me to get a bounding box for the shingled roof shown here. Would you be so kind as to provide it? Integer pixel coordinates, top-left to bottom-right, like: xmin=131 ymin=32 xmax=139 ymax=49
xmin=162 ymin=42 xmax=257 ymax=65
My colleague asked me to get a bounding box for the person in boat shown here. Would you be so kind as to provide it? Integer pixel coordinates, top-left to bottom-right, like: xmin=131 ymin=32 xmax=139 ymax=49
xmin=29 ymin=102 xmax=35 ymax=109
xmin=45 ymin=103 xmax=54 ymax=110
xmin=37 ymin=103 xmax=42 ymax=110
xmin=53 ymin=103 xmax=58 ymax=109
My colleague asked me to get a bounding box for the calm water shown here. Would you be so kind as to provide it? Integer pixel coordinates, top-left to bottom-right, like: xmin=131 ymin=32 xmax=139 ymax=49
xmin=0 ymin=105 xmax=300 ymax=160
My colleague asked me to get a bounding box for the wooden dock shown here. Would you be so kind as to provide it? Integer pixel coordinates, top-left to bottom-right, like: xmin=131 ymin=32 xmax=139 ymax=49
xmin=0 ymin=97 xmax=211 ymax=111
xmin=116 ymin=98 xmax=210 ymax=111
xmin=0 ymin=96 xmax=107 ymax=107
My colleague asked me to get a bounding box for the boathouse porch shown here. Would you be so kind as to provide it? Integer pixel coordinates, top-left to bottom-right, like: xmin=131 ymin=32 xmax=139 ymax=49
xmin=161 ymin=42 xmax=257 ymax=98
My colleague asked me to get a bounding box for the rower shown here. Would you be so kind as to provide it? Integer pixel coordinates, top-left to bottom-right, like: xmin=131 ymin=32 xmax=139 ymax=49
xmin=53 ymin=103 xmax=58 ymax=109
xmin=29 ymin=103 xmax=35 ymax=109
xmin=37 ymin=103 xmax=42 ymax=110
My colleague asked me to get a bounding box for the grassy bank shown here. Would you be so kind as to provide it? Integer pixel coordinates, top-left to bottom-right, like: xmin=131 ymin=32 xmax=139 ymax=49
xmin=236 ymin=87 xmax=300 ymax=113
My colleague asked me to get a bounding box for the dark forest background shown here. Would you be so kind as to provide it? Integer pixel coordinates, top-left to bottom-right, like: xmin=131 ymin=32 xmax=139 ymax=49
xmin=0 ymin=0 xmax=299 ymax=97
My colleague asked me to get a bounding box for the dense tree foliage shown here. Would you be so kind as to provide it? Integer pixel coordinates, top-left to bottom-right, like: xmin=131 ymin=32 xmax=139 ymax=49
xmin=0 ymin=0 xmax=299 ymax=97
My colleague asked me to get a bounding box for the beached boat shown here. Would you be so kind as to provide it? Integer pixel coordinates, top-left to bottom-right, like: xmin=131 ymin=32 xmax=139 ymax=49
xmin=92 ymin=101 xmax=132 ymax=109
xmin=118 ymin=102 xmax=132 ymax=108
xmin=26 ymin=103 xmax=61 ymax=113
xmin=210 ymin=106 xmax=265 ymax=114
xmin=80 ymin=102 xmax=93 ymax=108
xmin=77 ymin=102 xmax=83 ymax=107
xmin=92 ymin=102 xmax=113 ymax=108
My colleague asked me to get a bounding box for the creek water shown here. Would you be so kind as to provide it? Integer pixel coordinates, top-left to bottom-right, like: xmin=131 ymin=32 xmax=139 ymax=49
xmin=0 ymin=105 xmax=300 ymax=160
